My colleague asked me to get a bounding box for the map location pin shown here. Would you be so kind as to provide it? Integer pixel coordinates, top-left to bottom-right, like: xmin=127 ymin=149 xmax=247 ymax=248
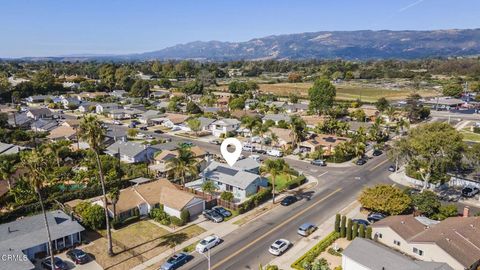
xmin=220 ymin=138 xmax=242 ymax=167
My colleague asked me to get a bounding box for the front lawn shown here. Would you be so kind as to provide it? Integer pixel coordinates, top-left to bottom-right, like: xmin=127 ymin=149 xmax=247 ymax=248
xmin=269 ymin=173 xmax=296 ymax=192
xmin=461 ymin=129 xmax=480 ymax=142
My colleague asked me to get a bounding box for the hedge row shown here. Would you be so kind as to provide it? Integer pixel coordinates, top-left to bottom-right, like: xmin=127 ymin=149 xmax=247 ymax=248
xmin=238 ymin=187 xmax=272 ymax=214
xmin=291 ymin=231 xmax=340 ymax=270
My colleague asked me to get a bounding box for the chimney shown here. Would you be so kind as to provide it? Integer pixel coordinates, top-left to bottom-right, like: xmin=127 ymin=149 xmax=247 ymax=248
xmin=463 ymin=206 xmax=470 ymax=218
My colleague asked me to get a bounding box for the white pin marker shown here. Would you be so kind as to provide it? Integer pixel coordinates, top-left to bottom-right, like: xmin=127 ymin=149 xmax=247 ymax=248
xmin=220 ymin=138 xmax=242 ymax=167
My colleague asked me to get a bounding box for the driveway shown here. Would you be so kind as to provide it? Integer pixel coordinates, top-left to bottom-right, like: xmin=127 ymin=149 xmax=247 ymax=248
xmin=34 ymin=251 xmax=103 ymax=270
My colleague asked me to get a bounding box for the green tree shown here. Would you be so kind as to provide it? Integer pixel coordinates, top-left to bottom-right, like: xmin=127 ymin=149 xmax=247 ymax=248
xmin=180 ymin=209 xmax=190 ymax=224
xmin=167 ymin=147 xmax=198 ymax=186
xmin=359 ymin=224 xmax=366 ymax=238
xmin=308 ymin=79 xmax=336 ymax=115
xmin=186 ymin=102 xmax=202 ymax=114
xmin=433 ymin=204 xmax=458 ymax=220
xmin=443 ymin=83 xmax=463 ymax=97
xmin=366 ymin=226 xmax=372 ymax=239
xmin=334 ymin=214 xmax=341 ymax=233
xmin=221 ymin=191 xmax=234 ymax=202
xmin=0 ymin=154 xmax=17 ymax=190
xmin=187 ymin=118 xmax=202 ymax=136
xmin=346 ymin=218 xmax=353 ymax=240
xmin=201 ymin=180 xmax=216 ymax=196
xmin=412 ymin=190 xmax=441 ymax=217
xmin=289 ymin=115 xmax=307 ymax=150
xmin=98 ymin=64 xmax=116 ymax=90
xmin=261 ymin=159 xmax=289 ymax=203
xmin=79 ymin=115 xmax=113 ymax=256
xmin=127 ymin=128 xmax=138 ymax=138
xmin=32 ymin=69 xmax=55 ymax=92
xmin=375 ymin=97 xmax=390 ymax=112
xmin=108 ymin=187 xmax=120 ymax=220
xmin=130 ymin=80 xmax=150 ymax=97
xmin=229 ymin=97 xmax=245 ymax=110
xmin=76 ymin=201 xmax=106 ymax=230
xmin=340 ymin=215 xmax=346 ymax=238
xmin=352 ymin=221 xmax=358 ymax=239
xmin=359 ymin=184 xmax=412 ymax=215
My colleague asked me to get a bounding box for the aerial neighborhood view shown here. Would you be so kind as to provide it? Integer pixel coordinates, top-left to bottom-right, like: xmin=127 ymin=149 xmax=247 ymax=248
xmin=2 ymin=1 xmax=480 ymax=270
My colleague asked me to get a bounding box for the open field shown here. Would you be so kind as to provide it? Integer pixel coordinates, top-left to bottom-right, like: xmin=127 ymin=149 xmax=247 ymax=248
xmin=258 ymin=82 xmax=439 ymax=102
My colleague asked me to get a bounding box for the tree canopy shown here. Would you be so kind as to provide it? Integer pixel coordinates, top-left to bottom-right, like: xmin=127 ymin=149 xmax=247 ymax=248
xmin=308 ymin=79 xmax=336 ymax=115
xmin=359 ymin=184 xmax=411 ymax=215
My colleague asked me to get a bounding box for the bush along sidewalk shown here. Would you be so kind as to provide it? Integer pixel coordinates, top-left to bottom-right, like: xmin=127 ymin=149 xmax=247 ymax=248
xmin=291 ymin=231 xmax=340 ymax=270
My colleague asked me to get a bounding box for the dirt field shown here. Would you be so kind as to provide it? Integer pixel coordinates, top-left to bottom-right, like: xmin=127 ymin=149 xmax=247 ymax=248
xmin=258 ymin=82 xmax=439 ymax=102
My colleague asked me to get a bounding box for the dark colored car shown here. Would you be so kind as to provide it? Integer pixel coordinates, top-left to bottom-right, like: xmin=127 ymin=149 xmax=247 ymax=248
xmin=181 ymin=141 xmax=194 ymax=147
xmin=160 ymin=252 xmax=190 ymax=270
xmin=41 ymin=257 xmax=68 ymax=270
xmin=352 ymin=219 xmax=370 ymax=226
xmin=154 ymin=130 xmax=164 ymax=134
xmin=254 ymin=149 xmax=267 ymax=154
xmin=388 ymin=165 xmax=397 ymax=172
xmin=367 ymin=212 xmax=387 ymax=223
xmin=356 ymin=159 xmax=367 ymax=165
xmin=203 ymin=209 xmax=223 ymax=223
xmin=66 ymin=248 xmax=89 ymax=264
xmin=139 ymin=126 xmax=148 ymax=130
xmin=310 ymin=159 xmax=326 ymax=166
xmin=281 ymin=196 xmax=297 ymax=206
xmin=372 ymin=150 xmax=383 ymax=156
xmin=462 ymin=186 xmax=480 ymax=197
xmin=212 ymin=206 xmax=232 ymax=217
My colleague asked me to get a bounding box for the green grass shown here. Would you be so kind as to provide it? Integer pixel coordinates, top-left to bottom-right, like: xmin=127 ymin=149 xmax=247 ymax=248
xmin=269 ymin=173 xmax=296 ymax=192
xmin=223 ymin=209 xmax=239 ymax=221
xmin=461 ymin=130 xmax=480 ymax=142
xmin=182 ymin=241 xmax=199 ymax=253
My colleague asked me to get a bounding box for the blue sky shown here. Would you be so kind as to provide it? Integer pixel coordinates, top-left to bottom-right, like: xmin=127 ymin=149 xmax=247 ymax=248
xmin=1 ymin=0 xmax=479 ymax=57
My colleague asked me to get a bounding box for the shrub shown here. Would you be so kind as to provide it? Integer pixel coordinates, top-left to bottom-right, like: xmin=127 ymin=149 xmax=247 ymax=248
xmin=170 ymin=216 xmax=184 ymax=227
xmin=359 ymin=184 xmax=412 ymax=215
xmin=346 ymin=218 xmax=353 ymax=240
xmin=113 ymin=215 xmax=140 ymax=229
xmin=340 ymin=216 xmax=346 ymax=238
xmin=327 ymin=247 xmax=343 ymax=256
xmin=180 ymin=209 xmax=190 ymax=224
xmin=352 ymin=222 xmax=358 ymax=239
xmin=334 ymin=214 xmax=341 ymax=233
xmin=366 ymin=226 xmax=372 ymax=239
xmin=358 ymin=224 xmax=366 ymax=238
xmin=291 ymin=231 xmax=340 ymax=269
xmin=220 ymin=191 xmax=234 ymax=202
xmin=75 ymin=201 xmax=106 ymax=230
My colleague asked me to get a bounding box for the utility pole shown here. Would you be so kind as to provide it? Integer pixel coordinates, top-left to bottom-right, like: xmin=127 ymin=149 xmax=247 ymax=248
xmin=200 ymin=248 xmax=211 ymax=270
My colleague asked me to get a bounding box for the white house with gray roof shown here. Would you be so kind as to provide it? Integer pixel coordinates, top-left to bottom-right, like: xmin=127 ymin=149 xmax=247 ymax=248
xmin=262 ymin=113 xmax=291 ymax=125
xmin=105 ymin=141 xmax=158 ymax=163
xmin=210 ymin=118 xmax=241 ymax=137
xmin=0 ymin=210 xmax=84 ymax=262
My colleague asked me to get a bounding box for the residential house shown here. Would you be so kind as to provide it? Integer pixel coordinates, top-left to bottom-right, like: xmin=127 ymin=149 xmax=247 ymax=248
xmin=95 ymin=103 xmax=121 ymax=114
xmin=110 ymin=90 xmax=127 ymax=98
xmin=105 ymin=141 xmax=158 ymax=163
xmin=266 ymin=101 xmax=286 ymax=109
xmin=161 ymin=113 xmax=190 ymax=129
xmin=342 ymin=238 xmax=453 ymax=270
xmin=262 ymin=113 xmax=291 ymax=125
xmin=25 ymin=95 xmax=51 ymax=105
xmin=150 ymin=90 xmax=170 ymax=99
xmin=94 ymin=179 xmax=205 ymax=220
xmin=31 ymin=118 xmax=59 ymax=132
xmin=62 ymin=82 xmax=80 ymax=89
xmin=299 ymin=134 xmax=350 ymax=154
xmin=47 ymin=125 xmax=77 ymax=141
xmin=138 ymin=110 xmax=163 ymax=125
xmin=283 ymin=103 xmax=309 ymax=113
xmin=59 ymin=96 xmax=80 ymax=109
xmin=77 ymin=102 xmax=96 ymax=113
xmin=107 ymin=108 xmax=143 ymax=120
xmin=244 ymin=99 xmax=259 ymax=110
xmin=26 ymin=108 xmax=52 ymax=120
xmin=155 ymin=101 xmax=170 ymax=110
xmin=210 ymin=118 xmax=241 ymax=137
xmin=149 ymin=146 xmax=207 ymax=177
xmin=197 ymin=117 xmax=216 ymax=132
xmin=75 ymin=92 xmax=107 ymax=101
xmin=105 ymin=125 xmax=128 ymax=143
xmin=371 ymin=214 xmax=480 ymax=270
xmin=301 ymin=115 xmax=326 ymax=129
xmin=8 ymin=113 xmax=33 ymax=128
xmin=0 ymin=142 xmax=21 ymax=156
xmin=347 ymin=105 xmax=380 ymax=122
xmin=188 ymin=158 xmax=268 ymax=202
xmin=269 ymin=127 xmax=292 ymax=148
xmin=0 ymin=210 xmax=84 ymax=261
xmin=424 ymin=97 xmax=466 ymax=110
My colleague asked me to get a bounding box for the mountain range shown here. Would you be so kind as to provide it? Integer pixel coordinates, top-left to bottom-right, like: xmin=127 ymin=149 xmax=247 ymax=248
xmin=20 ymin=29 xmax=480 ymax=61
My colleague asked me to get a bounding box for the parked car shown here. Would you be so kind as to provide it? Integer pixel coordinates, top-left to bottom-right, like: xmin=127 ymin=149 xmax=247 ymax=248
xmin=280 ymin=196 xmax=297 ymax=206
xmin=250 ymin=154 xmax=261 ymax=162
xmin=196 ymin=235 xmax=221 ymax=253
xmin=268 ymin=239 xmax=290 ymax=256
xmin=352 ymin=219 xmax=370 ymax=226
xmin=356 ymin=158 xmax=367 ymax=165
xmin=153 ymin=130 xmax=164 ymax=134
xmin=253 ymin=148 xmax=267 ymax=154
xmin=140 ymin=126 xmax=148 ymax=130
xmin=203 ymin=210 xmax=223 ymax=223
xmin=297 ymin=223 xmax=317 ymax=236
xmin=112 ymin=120 xmax=121 ymax=125
xmin=160 ymin=252 xmax=191 ymax=270
xmin=310 ymin=159 xmax=326 ymax=166
xmin=181 ymin=141 xmax=194 ymax=147
xmin=242 ymin=144 xmax=254 ymax=151
xmin=462 ymin=186 xmax=480 ymax=197
xmin=367 ymin=212 xmax=387 ymax=223
xmin=145 ymin=135 xmax=154 ymax=140
xmin=41 ymin=257 xmax=68 ymax=270
xmin=267 ymin=149 xmax=283 ymax=157
xmin=128 ymin=123 xmax=137 ymax=128
xmin=209 ymin=139 xmax=222 ymax=145
xmin=212 ymin=206 xmax=232 ymax=217
xmin=66 ymin=248 xmax=89 ymax=264
xmin=388 ymin=165 xmax=398 ymax=172
xmin=372 ymin=149 xmax=383 ymax=156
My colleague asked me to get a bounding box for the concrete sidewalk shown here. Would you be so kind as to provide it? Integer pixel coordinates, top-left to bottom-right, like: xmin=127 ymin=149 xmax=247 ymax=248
xmin=267 ymin=200 xmax=362 ymax=268
xmin=285 ymin=155 xmax=354 ymax=168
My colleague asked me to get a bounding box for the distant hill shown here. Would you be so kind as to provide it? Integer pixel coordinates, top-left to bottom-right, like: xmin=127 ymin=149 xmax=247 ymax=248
xmin=15 ymin=29 xmax=480 ymax=61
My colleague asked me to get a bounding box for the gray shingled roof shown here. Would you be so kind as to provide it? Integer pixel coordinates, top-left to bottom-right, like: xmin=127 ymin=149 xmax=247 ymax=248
xmin=203 ymin=161 xmax=262 ymax=189
xmin=343 ymin=238 xmax=453 ymax=270
xmin=0 ymin=210 xmax=84 ymax=253
xmin=105 ymin=141 xmax=149 ymax=157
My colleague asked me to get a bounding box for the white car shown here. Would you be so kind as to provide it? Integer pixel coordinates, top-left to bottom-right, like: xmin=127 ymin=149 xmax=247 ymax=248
xmin=267 ymin=149 xmax=283 ymax=157
xmin=196 ymin=235 xmax=221 ymax=253
xmin=243 ymin=144 xmax=254 ymax=151
xmin=268 ymin=239 xmax=290 ymax=256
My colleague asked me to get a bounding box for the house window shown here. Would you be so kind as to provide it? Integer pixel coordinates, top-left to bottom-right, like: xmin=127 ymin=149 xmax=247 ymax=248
xmin=226 ymin=184 xmax=233 ymax=192
xmin=393 ymin=240 xmax=401 ymax=246
xmin=413 ymin=247 xmax=423 ymax=256
xmin=375 ymin=233 xmax=383 ymax=239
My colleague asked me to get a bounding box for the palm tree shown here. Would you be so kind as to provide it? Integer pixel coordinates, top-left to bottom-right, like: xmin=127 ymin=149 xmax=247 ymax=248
xmin=45 ymin=140 xmax=69 ymax=167
xmin=261 ymin=159 xmax=288 ymax=203
xmin=354 ymin=142 xmax=366 ymax=159
xmin=167 ymin=146 xmax=198 ymax=187
xmin=79 ymin=115 xmax=114 ymax=256
xmin=384 ymin=106 xmax=397 ymax=122
xmin=201 ymin=180 xmax=216 ymax=199
xmin=254 ymin=122 xmax=270 ymax=151
xmin=108 ymin=187 xmax=120 ymax=220
xmin=21 ymin=149 xmax=55 ymax=269
xmin=0 ymin=155 xmax=17 ymax=190
xmin=270 ymin=133 xmax=279 ymax=148
xmin=289 ymin=115 xmax=306 ymax=150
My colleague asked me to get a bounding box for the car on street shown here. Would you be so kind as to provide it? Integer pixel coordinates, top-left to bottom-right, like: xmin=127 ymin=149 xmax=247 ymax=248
xmin=139 ymin=126 xmax=148 ymax=130
xmin=203 ymin=209 xmax=223 ymax=223
xmin=145 ymin=135 xmax=154 ymax=140
xmin=212 ymin=206 xmax=232 ymax=217
xmin=268 ymin=239 xmax=290 ymax=256
xmin=66 ymin=248 xmax=89 ymax=264
xmin=388 ymin=165 xmax=398 ymax=172
xmin=160 ymin=252 xmax=191 ymax=270
xmin=209 ymin=139 xmax=222 ymax=145
xmin=297 ymin=223 xmax=317 ymax=236
xmin=352 ymin=219 xmax=370 ymax=226
xmin=154 ymin=130 xmax=164 ymax=134
xmin=181 ymin=141 xmax=194 ymax=147
xmin=41 ymin=257 xmax=68 ymax=270
xmin=250 ymin=154 xmax=261 ymax=162
xmin=280 ymin=196 xmax=297 ymax=206
xmin=310 ymin=159 xmax=326 ymax=166
xmin=372 ymin=149 xmax=383 ymax=156
xmin=253 ymin=148 xmax=267 ymax=154
xmin=196 ymin=235 xmax=221 ymax=253
xmin=112 ymin=120 xmax=121 ymax=125
xmin=242 ymin=144 xmax=254 ymax=151
xmin=356 ymin=158 xmax=367 ymax=165
xmin=367 ymin=212 xmax=387 ymax=223
xmin=462 ymin=186 xmax=480 ymax=197
xmin=267 ymin=149 xmax=283 ymax=157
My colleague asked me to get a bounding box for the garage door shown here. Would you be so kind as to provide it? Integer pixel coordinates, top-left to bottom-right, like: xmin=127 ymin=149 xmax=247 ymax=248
xmin=186 ymin=199 xmax=205 ymax=216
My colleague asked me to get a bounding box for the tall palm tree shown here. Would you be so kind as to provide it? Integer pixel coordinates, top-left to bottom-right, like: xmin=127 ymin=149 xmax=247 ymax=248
xmin=261 ymin=159 xmax=288 ymax=203
xmin=254 ymin=122 xmax=270 ymax=151
xmin=108 ymin=187 xmax=120 ymax=220
xmin=167 ymin=146 xmax=198 ymax=187
xmin=289 ymin=115 xmax=306 ymax=150
xmin=45 ymin=140 xmax=69 ymax=167
xmin=79 ymin=115 xmax=114 ymax=256
xmin=270 ymin=133 xmax=279 ymax=148
xmin=21 ymin=149 xmax=55 ymax=269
